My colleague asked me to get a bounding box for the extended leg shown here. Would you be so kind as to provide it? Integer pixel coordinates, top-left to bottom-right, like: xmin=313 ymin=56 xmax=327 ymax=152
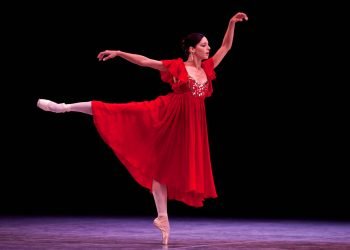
xmin=37 ymin=99 xmax=93 ymax=115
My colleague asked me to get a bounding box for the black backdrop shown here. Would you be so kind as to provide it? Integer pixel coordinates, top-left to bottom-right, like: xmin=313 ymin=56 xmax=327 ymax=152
xmin=2 ymin=1 xmax=348 ymax=220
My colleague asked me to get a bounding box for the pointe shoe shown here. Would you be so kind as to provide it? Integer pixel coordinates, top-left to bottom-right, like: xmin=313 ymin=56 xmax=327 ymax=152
xmin=37 ymin=99 xmax=70 ymax=113
xmin=153 ymin=216 xmax=170 ymax=245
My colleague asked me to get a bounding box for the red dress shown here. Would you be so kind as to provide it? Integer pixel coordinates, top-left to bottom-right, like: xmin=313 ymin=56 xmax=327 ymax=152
xmin=92 ymin=58 xmax=217 ymax=207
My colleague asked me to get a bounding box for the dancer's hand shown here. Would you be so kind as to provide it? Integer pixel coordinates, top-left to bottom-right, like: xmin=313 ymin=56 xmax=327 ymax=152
xmin=230 ymin=12 xmax=248 ymax=23
xmin=97 ymin=50 xmax=120 ymax=61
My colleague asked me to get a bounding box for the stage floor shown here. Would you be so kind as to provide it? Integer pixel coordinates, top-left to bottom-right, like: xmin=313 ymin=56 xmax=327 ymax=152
xmin=0 ymin=216 xmax=349 ymax=249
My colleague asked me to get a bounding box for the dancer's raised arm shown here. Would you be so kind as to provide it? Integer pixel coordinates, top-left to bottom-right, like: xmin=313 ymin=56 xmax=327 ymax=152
xmin=212 ymin=12 xmax=248 ymax=68
xmin=97 ymin=50 xmax=166 ymax=71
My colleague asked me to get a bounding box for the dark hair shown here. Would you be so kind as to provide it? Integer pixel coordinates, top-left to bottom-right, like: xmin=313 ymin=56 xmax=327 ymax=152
xmin=181 ymin=33 xmax=205 ymax=57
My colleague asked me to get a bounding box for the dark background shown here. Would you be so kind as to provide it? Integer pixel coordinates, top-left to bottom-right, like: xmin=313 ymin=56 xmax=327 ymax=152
xmin=2 ymin=1 xmax=348 ymax=220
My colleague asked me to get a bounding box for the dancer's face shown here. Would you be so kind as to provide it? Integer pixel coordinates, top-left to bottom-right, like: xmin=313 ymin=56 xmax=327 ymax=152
xmin=193 ymin=37 xmax=211 ymax=60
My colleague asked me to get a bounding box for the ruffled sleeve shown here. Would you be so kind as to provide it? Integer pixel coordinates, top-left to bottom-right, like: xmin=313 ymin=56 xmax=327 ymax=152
xmin=201 ymin=58 xmax=216 ymax=81
xmin=160 ymin=58 xmax=188 ymax=87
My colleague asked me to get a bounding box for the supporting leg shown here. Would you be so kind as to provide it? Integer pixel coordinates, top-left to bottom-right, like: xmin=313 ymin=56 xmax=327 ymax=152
xmin=152 ymin=180 xmax=170 ymax=245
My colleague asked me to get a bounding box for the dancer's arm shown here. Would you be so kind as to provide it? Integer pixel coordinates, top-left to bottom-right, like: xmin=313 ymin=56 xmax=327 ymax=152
xmin=212 ymin=12 xmax=248 ymax=68
xmin=97 ymin=50 xmax=166 ymax=71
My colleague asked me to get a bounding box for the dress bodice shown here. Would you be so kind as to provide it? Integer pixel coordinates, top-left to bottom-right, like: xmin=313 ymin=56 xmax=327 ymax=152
xmin=160 ymin=58 xmax=216 ymax=98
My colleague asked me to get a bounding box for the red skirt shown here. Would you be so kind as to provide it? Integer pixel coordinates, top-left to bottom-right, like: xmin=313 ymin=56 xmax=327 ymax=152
xmin=92 ymin=92 xmax=217 ymax=207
